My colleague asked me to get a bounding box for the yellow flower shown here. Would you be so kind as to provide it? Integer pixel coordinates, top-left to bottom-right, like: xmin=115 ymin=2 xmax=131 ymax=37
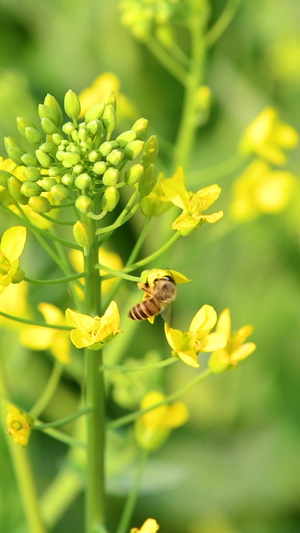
xmin=79 ymin=72 xmax=135 ymax=121
xmin=0 ymin=226 xmax=26 ymax=293
xmin=69 ymin=247 xmax=123 ymax=297
xmin=164 ymin=305 xmax=227 ymax=368
xmin=20 ymin=303 xmax=71 ymax=364
xmin=66 ymin=301 xmax=121 ymax=350
xmin=135 ymin=390 xmax=188 ymax=451
xmin=6 ymin=404 xmax=34 ymax=446
xmin=209 ymin=309 xmax=256 ymax=373
xmin=131 ymin=518 xmax=160 ymax=533
xmin=160 ymin=168 xmax=223 ymax=235
xmin=240 ymin=107 xmax=298 ymax=165
xmin=230 ymin=159 xmax=296 ymax=222
xmin=140 ymin=168 xmax=185 ymax=216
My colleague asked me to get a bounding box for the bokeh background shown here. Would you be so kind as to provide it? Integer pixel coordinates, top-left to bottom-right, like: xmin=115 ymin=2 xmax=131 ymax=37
xmin=1 ymin=0 xmax=300 ymax=532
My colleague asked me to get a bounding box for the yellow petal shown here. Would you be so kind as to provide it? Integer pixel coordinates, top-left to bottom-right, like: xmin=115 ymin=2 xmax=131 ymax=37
xmin=20 ymin=326 xmax=53 ymax=350
xmin=216 ymin=309 xmax=231 ymax=339
xmin=139 ymin=518 xmax=160 ymax=533
xmin=1 ymin=226 xmax=27 ymax=261
xmin=51 ymin=333 xmax=71 ymax=364
xmin=201 ymin=331 xmax=227 ymax=352
xmin=230 ymin=342 xmax=256 ymax=363
xmin=65 ymin=308 xmax=95 ymax=331
xmin=70 ymin=329 xmax=92 ymax=349
xmin=177 ymin=350 xmax=199 ymax=367
xmin=38 ymin=303 xmax=65 ymax=325
xmin=165 ymin=402 xmax=189 ymax=428
xmin=209 ymin=349 xmax=230 ymax=373
xmin=164 ymin=324 xmax=184 ymax=352
xmin=201 ymin=211 xmax=224 ymax=223
xmin=189 ymin=305 xmax=217 ymax=333
xmin=195 ymin=184 xmax=222 ymax=209
xmin=234 ymin=325 xmax=254 ymax=345
xmin=160 ymin=176 xmax=189 ymax=209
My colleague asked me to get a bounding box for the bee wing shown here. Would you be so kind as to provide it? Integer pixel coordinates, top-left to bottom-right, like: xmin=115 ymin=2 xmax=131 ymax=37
xmin=161 ymin=302 xmax=173 ymax=325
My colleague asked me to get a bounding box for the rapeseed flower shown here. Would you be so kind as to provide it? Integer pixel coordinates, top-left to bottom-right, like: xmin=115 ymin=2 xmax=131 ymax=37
xmin=131 ymin=518 xmax=159 ymax=533
xmin=0 ymin=226 xmax=26 ymax=293
xmin=6 ymin=404 xmax=34 ymax=446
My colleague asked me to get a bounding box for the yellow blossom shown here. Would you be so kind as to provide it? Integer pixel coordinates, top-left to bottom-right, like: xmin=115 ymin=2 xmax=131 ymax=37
xmin=66 ymin=301 xmax=121 ymax=350
xmin=135 ymin=390 xmax=188 ymax=451
xmin=230 ymin=159 xmax=296 ymax=222
xmin=164 ymin=305 xmax=227 ymax=368
xmin=131 ymin=518 xmax=160 ymax=533
xmin=209 ymin=309 xmax=256 ymax=373
xmin=239 ymin=107 xmax=298 ymax=165
xmin=140 ymin=168 xmax=185 ymax=216
xmin=6 ymin=404 xmax=34 ymax=446
xmin=79 ymin=72 xmax=135 ymax=121
xmin=160 ymin=167 xmax=223 ymax=235
xmin=0 ymin=226 xmax=26 ymax=293
xmin=20 ymin=303 xmax=71 ymax=364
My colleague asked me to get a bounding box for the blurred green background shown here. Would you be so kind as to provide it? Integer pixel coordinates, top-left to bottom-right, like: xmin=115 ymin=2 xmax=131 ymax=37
xmin=1 ymin=0 xmax=300 ymax=532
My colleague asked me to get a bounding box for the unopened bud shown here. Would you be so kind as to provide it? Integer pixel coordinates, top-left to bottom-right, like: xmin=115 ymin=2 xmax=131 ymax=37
xmin=50 ymin=184 xmax=69 ymax=201
xmin=38 ymin=103 xmax=59 ymax=124
xmin=93 ymin=161 xmax=107 ymax=175
xmin=61 ymin=174 xmax=74 ymax=187
xmin=4 ymin=137 xmax=25 ymax=165
xmin=23 ymin=167 xmax=41 ymax=182
xmin=35 ymin=149 xmax=51 ymax=168
xmin=62 ymin=122 xmax=75 ymax=135
xmin=60 ymin=152 xmax=81 ymax=168
xmin=102 ymin=168 xmax=119 ymax=186
xmin=7 ymin=176 xmax=28 ymax=205
xmin=20 ymin=181 xmax=43 ymax=198
xmin=88 ymin=150 xmax=100 ymax=163
xmin=52 ymin=133 xmax=64 ymax=145
xmin=102 ymin=104 xmax=116 ymax=139
xmin=39 ymin=178 xmax=57 ymax=191
xmin=106 ymin=149 xmax=124 ymax=167
xmin=102 ymin=91 xmax=116 ymax=108
xmin=101 ymin=186 xmax=119 ymax=211
xmin=124 ymin=140 xmax=144 ymax=160
xmin=85 ymin=102 xmax=105 ymax=122
xmin=64 ymin=90 xmax=81 ymax=119
xmin=86 ymin=120 xmax=99 ymax=136
xmin=44 ymin=94 xmax=63 ymax=125
xmin=17 ymin=117 xmax=35 ymax=137
xmin=21 ymin=153 xmax=39 ymax=167
xmin=141 ymin=136 xmax=159 ymax=167
xmin=0 ymin=170 xmax=11 ymax=187
xmin=99 ymin=141 xmax=118 ymax=157
xmin=132 ymin=118 xmax=148 ymax=140
xmin=125 ymin=164 xmax=144 ymax=185
xmin=116 ymin=130 xmax=136 ymax=147
xmin=75 ymin=173 xmax=91 ymax=190
xmin=39 ymin=142 xmax=55 ymax=153
xmin=73 ymin=221 xmax=92 ymax=248
xmin=25 ymin=127 xmax=42 ymax=145
xmin=138 ymin=163 xmax=157 ymax=196
xmin=28 ymin=195 xmax=51 ymax=213
xmin=75 ymin=195 xmax=92 ymax=213
xmin=41 ymin=117 xmax=59 ymax=135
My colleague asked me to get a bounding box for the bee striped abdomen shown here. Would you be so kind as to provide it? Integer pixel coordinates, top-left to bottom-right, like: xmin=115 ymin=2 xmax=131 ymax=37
xmin=128 ymin=298 xmax=160 ymax=321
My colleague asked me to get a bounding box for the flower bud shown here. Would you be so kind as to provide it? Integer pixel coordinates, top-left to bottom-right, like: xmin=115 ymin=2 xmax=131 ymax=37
xmin=138 ymin=163 xmax=157 ymax=196
xmin=102 ymin=91 xmax=116 ymax=108
xmin=44 ymin=94 xmax=64 ymax=125
xmin=22 ymin=166 xmax=41 ymax=182
xmin=4 ymin=137 xmax=25 ymax=165
xmin=73 ymin=164 xmax=84 ymax=175
xmin=78 ymin=127 xmax=88 ymax=141
xmin=101 ymin=186 xmax=119 ymax=211
xmin=86 ymin=120 xmax=99 ymax=136
xmin=73 ymin=221 xmax=92 ymax=248
xmin=20 ymin=181 xmax=43 ymax=198
xmin=60 ymin=152 xmax=81 ymax=168
xmin=93 ymin=161 xmax=107 ymax=175
xmin=50 ymin=184 xmax=69 ymax=201
xmin=24 ymin=127 xmax=42 ymax=145
xmin=88 ymin=150 xmax=100 ymax=163
xmin=52 ymin=133 xmax=64 ymax=145
xmin=7 ymin=176 xmax=28 ymax=205
xmin=116 ymin=130 xmax=136 ymax=147
xmin=124 ymin=140 xmax=144 ymax=160
xmin=21 ymin=153 xmax=39 ymax=167
xmin=75 ymin=173 xmax=91 ymax=190
xmin=85 ymin=102 xmax=105 ymax=122
xmin=64 ymin=90 xmax=81 ymax=119
xmin=35 ymin=149 xmax=51 ymax=168
xmin=61 ymin=174 xmax=74 ymax=187
xmin=124 ymin=164 xmax=144 ymax=185
xmin=41 ymin=117 xmax=59 ymax=135
xmin=141 ymin=135 xmax=159 ymax=167
xmin=12 ymin=267 xmax=25 ymax=284
xmin=39 ymin=178 xmax=57 ymax=191
xmin=62 ymin=122 xmax=75 ymax=135
xmin=28 ymin=195 xmax=51 ymax=213
xmin=102 ymin=104 xmax=116 ymax=139
xmin=99 ymin=141 xmax=118 ymax=157
xmin=106 ymin=149 xmax=124 ymax=167
xmin=39 ymin=142 xmax=55 ymax=153
xmin=102 ymin=168 xmax=119 ymax=186
xmin=0 ymin=170 xmax=11 ymax=187
xmin=16 ymin=117 xmax=35 ymax=137
xmin=132 ymin=118 xmax=148 ymax=140
xmin=38 ymin=103 xmax=60 ymax=124
xmin=75 ymin=195 xmax=92 ymax=213
xmin=71 ymin=129 xmax=79 ymax=142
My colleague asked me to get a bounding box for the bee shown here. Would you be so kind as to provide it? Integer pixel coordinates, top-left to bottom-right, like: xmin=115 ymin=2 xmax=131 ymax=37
xmin=128 ymin=275 xmax=176 ymax=321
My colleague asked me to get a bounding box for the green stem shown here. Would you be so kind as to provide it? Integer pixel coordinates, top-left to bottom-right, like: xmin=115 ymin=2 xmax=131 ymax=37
xmin=116 ymin=450 xmax=148 ymax=533
xmin=109 ymin=367 xmax=212 ymax=430
xmin=96 ymin=264 xmax=140 ymax=283
xmin=96 ymin=190 xmax=140 ymax=236
xmin=30 ymin=360 xmax=63 ymax=418
xmin=146 ymin=38 xmax=187 ymax=85
xmin=123 ymin=231 xmax=181 ymax=273
xmin=205 ymin=0 xmax=242 ymax=48
xmin=188 ymin=153 xmax=245 ymax=184
xmin=0 ymin=309 xmax=71 ymax=330
xmin=39 ymin=213 xmax=76 ymax=225
xmin=34 ymin=407 xmax=92 ymax=430
xmin=40 ymin=427 xmax=86 ymax=448
xmin=24 ymin=271 xmax=86 ymax=285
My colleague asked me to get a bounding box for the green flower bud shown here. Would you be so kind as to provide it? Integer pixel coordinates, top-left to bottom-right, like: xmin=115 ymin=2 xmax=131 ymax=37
xmin=12 ymin=267 xmax=25 ymax=284
xmin=93 ymin=161 xmax=107 ymax=175
xmin=99 ymin=141 xmax=117 ymax=157
xmin=22 ymin=166 xmax=41 ymax=182
xmin=64 ymin=90 xmax=81 ymax=119
xmin=48 ymin=167 xmax=59 ymax=177
xmin=124 ymin=140 xmax=144 ymax=160
xmin=0 ymin=170 xmax=12 ymax=187
xmin=24 ymin=126 xmax=42 ymax=145
xmin=52 ymin=133 xmax=64 ymax=145
xmin=78 ymin=127 xmax=88 ymax=141
xmin=132 ymin=118 xmax=148 ymax=140
xmin=16 ymin=117 xmax=35 ymax=137
xmin=101 ymin=186 xmax=119 ymax=211
xmin=21 ymin=153 xmax=39 ymax=167
xmin=41 ymin=117 xmax=59 ymax=135
xmin=35 ymin=149 xmax=51 ymax=168
xmin=116 ymin=130 xmax=136 ymax=147
xmin=85 ymin=103 xmax=105 ymax=122
xmin=39 ymin=142 xmax=55 ymax=153
xmin=62 ymin=122 xmax=75 ymax=135
xmin=50 ymin=184 xmax=69 ymax=201
xmin=59 ymin=152 xmax=81 ymax=168
xmin=20 ymin=181 xmax=43 ymax=198
xmin=102 ymin=104 xmax=116 ymax=139
xmin=68 ymin=144 xmax=80 ymax=154
xmin=7 ymin=176 xmax=28 ymax=205
xmin=80 ymin=140 xmax=92 ymax=151
xmin=71 ymin=130 xmax=79 ymax=142
xmin=88 ymin=150 xmax=100 ymax=163
xmin=106 ymin=149 xmax=124 ymax=167
xmin=4 ymin=137 xmax=25 ymax=165
xmin=75 ymin=195 xmax=92 ymax=213
xmin=28 ymin=195 xmax=51 ymax=213
xmin=73 ymin=164 xmax=84 ymax=176
xmin=138 ymin=163 xmax=157 ymax=196
xmin=103 ymin=92 xmax=116 ymax=108
xmin=39 ymin=178 xmax=57 ymax=191
xmin=73 ymin=221 xmax=92 ymax=248
xmin=124 ymin=163 xmax=144 ymax=185
xmin=61 ymin=174 xmax=74 ymax=187
xmin=86 ymin=120 xmax=99 ymax=136
xmin=38 ymin=103 xmax=60 ymax=124
xmin=102 ymin=168 xmax=119 ymax=186
xmin=44 ymin=94 xmax=63 ymax=125
xmin=141 ymin=135 xmax=159 ymax=167
xmin=75 ymin=173 xmax=91 ymax=190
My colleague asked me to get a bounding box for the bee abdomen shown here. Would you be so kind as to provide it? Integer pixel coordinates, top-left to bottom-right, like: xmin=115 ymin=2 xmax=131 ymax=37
xmin=128 ymin=298 xmax=160 ymax=321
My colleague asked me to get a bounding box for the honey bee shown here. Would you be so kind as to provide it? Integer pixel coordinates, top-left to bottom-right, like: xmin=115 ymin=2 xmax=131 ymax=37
xmin=128 ymin=275 xmax=176 ymax=321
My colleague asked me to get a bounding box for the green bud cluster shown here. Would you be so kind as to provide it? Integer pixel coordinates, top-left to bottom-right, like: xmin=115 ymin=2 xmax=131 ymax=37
xmin=4 ymin=90 xmax=159 ymax=215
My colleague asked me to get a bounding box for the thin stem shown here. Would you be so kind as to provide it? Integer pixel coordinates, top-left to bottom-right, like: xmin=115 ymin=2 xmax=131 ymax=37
xmin=39 ymin=213 xmax=76 ymax=225
xmin=109 ymin=367 xmax=212 ymax=429
xmin=34 ymin=407 xmax=92 ymax=430
xmin=96 ymin=190 xmax=140 ymax=236
xmin=126 ymin=217 xmax=152 ymax=265
xmin=40 ymin=427 xmax=86 ymax=448
xmin=101 ymin=357 xmax=176 ymax=373
xmin=30 ymin=360 xmax=64 ymax=419
xmin=123 ymin=231 xmax=181 ymax=273
xmin=24 ymin=271 xmax=86 ymax=285
xmin=146 ymin=38 xmax=187 ymax=85
xmin=205 ymin=0 xmax=242 ymax=48
xmin=188 ymin=153 xmax=245 ymax=184
xmin=96 ymin=264 xmax=140 ymax=283
xmin=0 ymin=310 xmax=71 ymax=330
xmin=116 ymin=450 xmax=148 ymax=533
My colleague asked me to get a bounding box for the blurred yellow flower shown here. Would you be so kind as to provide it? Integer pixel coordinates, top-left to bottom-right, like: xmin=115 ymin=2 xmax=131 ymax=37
xmin=230 ymin=159 xmax=296 ymax=222
xmin=66 ymin=301 xmax=121 ymax=350
xmin=209 ymin=309 xmax=256 ymax=373
xmin=69 ymin=247 xmax=123 ymax=297
xmin=79 ymin=72 xmax=135 ymax=121
xmin=131 ymin=518 xmax=160 ymax=533
xmin=164 ymin=305 xmax=227 ymax=368
xmin=240 ymin=107 xmax=298 ymax=165
xmin=20 ymin=303 xmax=71 ymax=364
xmin=135 ymin=390 xmax=188 ymax=451
xmin=0 ymin=282 xmax=29 ymax=330
xmin=0 ymin=226 xmax=26 ymax=293
xmin=160 ymin=168 xmax=223 ymax=235
xmin=6 ymin=404 xmax=34 ymax=446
